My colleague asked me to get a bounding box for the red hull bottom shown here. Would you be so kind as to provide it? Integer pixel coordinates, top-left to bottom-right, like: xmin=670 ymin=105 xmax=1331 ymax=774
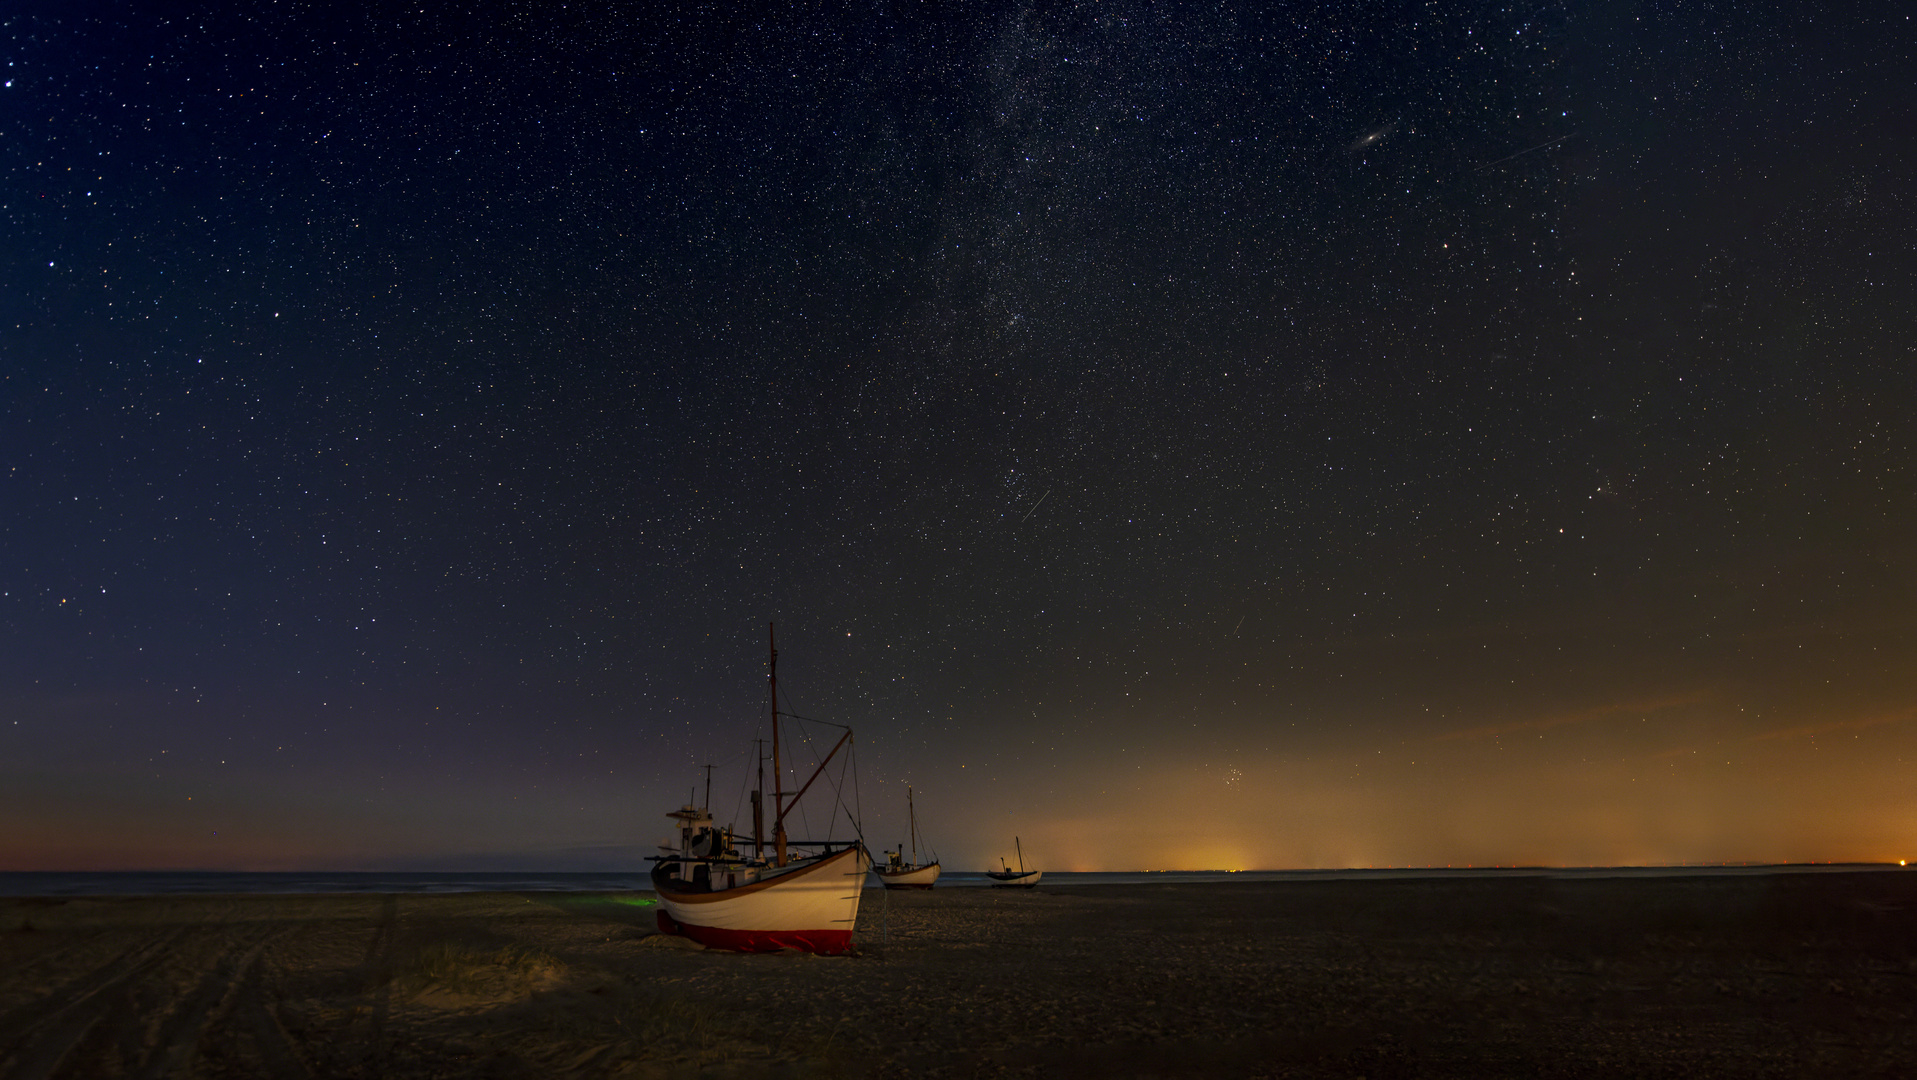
xmin=657 ymin=911 xmax=855 ymax=955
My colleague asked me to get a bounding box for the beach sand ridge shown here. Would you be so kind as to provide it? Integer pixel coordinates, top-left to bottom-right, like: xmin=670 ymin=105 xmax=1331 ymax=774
xmin=2 ymin=873 xmax=1915 ymax=1077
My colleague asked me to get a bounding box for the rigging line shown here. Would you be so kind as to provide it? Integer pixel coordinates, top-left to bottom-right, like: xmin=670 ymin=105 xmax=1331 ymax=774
xmin=850 ymin=737 xmax=864 ymax=838
xmin=841 ymin=742 xmax=858 ymax=838
xmin=747 ymin=713 xmax=768 ymax=844
xmin=775 ymin=694 xmax=852 ymax=790
xmin=794 ymin=797 xmax=812 ymax=842
xmin=773 ymin=679 xmax=802 ymax=796
xmin=806 ymin=728 xmax=856 ymax=836
xmin=790 ymin=716 xmax=849 ymax=792
xmin=843 ymin=748 xmax=862 ymax=843
xmin=817 ymin=740 xmax=850 ymax=824
xmin=842 ymin=796 xmax=866 ymax=846
xmin=729 ymin=747 xmax=753 ymax=832
xmin=777 ymin=711 xmax=850 ymax=730
xmin=702 ymin=741 xmax=749 ymax=815
xmin=823 ymin=739 xmax=865 ymax=846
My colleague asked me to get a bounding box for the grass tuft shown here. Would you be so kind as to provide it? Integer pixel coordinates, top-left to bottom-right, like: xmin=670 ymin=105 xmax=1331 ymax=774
xmin=392 ymin=941 xmax=565 ymax=997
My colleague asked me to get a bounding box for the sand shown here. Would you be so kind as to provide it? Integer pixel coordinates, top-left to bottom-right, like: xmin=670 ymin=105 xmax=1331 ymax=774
xmin=2 ymin=871 xmax=1914 ymax=1078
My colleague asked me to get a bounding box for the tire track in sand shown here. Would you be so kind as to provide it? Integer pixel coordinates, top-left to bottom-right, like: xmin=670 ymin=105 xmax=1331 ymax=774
xmin=133 ymin=926 xmax=293 ymax=1080
xmin=227 ymin=944 xmax=312 ymax=1080
xmin=0 ymin=927 xmax=188 ymax=1080
xmin=341 ymin=894 xmax=399 ymax=1078
xmin=0 ymin=924 xmax=115 ymax=1007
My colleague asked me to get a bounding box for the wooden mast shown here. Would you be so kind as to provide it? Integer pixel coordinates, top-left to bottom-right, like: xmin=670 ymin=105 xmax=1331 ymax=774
xmin=907 ymin=786 xmax=919 ymax=868
xmin=751 ymin=739 xmax=765 ymax=860
xmin=770 ymin=623 xmax=787 ymax=867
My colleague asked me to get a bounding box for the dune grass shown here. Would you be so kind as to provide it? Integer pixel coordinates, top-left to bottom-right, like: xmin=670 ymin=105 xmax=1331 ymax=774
xmin=391 ymin=940 xmax=565 ymax=998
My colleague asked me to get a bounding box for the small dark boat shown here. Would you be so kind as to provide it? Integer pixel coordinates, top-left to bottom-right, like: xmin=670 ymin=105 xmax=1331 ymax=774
xmin=985 ymin=835 xmax=1042 ymax=888
xmin=874 ymin=785 xmax=941 ymax=889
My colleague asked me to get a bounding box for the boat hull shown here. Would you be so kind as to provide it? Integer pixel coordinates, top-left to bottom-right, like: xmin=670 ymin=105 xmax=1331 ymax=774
xmin=652 ymin=845 xmax=870 ymax=954
xmin=986 ymin=869 xmax=1042 ymax=888
xmin=874 ymin=862 xmax=941 ymax=889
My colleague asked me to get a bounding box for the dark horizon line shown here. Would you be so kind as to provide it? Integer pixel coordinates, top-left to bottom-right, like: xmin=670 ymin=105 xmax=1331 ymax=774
xmin=2 ymin=861 xmax=1905 ymax=876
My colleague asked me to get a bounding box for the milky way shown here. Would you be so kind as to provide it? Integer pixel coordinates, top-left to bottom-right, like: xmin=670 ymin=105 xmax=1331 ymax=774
xmin=3 ymin=0 xmax=1913 ymax=871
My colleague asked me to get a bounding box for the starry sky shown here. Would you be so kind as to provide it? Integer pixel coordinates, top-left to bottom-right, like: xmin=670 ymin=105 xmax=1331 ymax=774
xmin=4 ymin=1 xmax=1914 ymax=873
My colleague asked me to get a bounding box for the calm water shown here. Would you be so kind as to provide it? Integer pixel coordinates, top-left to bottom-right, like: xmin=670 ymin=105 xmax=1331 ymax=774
xmin=0 ymin=864 xmax=1900 ymax=897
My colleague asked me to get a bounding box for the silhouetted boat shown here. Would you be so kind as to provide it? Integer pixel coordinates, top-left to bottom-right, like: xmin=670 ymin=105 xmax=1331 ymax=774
xmin=986 ymin=836 xmax=1042 ymax=888
xmin=649 ymin=625 xmax=870 ymax=954
xmin=874 ymin=785 xmax=941 ymax=889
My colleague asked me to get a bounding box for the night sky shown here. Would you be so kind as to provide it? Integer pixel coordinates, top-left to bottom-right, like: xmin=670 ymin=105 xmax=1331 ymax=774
xmin=5 ymin=1 xmax=1914 ymax=873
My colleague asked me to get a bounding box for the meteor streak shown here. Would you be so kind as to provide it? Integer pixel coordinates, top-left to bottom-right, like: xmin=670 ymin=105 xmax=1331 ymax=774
xmin=1476 ymin=134 xmax=1575 ymax=171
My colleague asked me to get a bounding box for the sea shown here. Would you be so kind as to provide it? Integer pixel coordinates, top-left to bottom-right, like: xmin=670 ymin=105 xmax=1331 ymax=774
xmin=0 ymin=864 xmax=1902 ymax=897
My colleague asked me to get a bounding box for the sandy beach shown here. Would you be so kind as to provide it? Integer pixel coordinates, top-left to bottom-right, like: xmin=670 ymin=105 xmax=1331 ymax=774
xmin=2 ymin=871 xmax=1914 ymax=1078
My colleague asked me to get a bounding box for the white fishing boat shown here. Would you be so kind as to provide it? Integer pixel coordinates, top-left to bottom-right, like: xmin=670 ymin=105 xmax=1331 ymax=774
xmin=649 ymin=625 xmax=871 ymax=954
xmin=985 ymin=835 xmax=1042 ymax=888
xmin=874 ymin=785 xmax=941 ymax=890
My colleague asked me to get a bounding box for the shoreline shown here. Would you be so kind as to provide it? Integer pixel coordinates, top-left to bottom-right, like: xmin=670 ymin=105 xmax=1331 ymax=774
xmin=1 ymin=861 xmax=1906 ymax=899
